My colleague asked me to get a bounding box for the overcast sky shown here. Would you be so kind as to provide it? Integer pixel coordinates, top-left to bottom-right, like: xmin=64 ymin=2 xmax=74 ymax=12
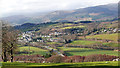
xmin=0 ymin=0 xmax=119 ymax=17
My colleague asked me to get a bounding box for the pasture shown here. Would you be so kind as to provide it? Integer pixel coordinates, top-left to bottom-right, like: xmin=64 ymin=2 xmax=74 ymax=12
xmin=70 ymin=40 xmax=118 ymax=47
xmin=58 ymin=47 xmax=118 ymax=56
xmin=61 ymin=25 xmax=85 ymax=29
xmin=86 ymin=33 xmax=118 ymax=42
xmin=18 ymin=46 xmax=48 ymax=55
xmin=70 ymin=40 xmax=101 ymax=45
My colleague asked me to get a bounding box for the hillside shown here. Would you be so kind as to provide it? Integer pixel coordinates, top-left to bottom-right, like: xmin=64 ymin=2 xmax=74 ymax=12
xmin=0 ymin=3 xmax=118 ymax=25
xmin=14 ymin=19 xmax=119 ymax=58
xmin=1 ymin=12 xmax=119 ymax=65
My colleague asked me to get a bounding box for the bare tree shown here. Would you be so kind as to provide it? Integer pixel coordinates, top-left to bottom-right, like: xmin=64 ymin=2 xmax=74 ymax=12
xmin=2 ymin=21 xmax=19 ymax=62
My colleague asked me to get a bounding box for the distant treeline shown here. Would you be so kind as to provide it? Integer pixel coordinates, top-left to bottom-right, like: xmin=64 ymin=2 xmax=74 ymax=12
xmin=14 ymin=21 xmax=93 ymax=32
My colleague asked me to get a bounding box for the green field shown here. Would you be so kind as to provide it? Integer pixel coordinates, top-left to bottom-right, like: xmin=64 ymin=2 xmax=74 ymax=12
xmin=102 ymin=43 xmax=118 ymax=47
xmin=18 ymin=46 xmax=48 ymax=55
xmin=58 ymin=47 xmax=118 ymax=56
xmin=53 ymin=23 xmax=74 ymax=27
xmin=70 ymin=40 xmax=101 ymax=45
xmin=64 ymin=23 xmax=74 ymax=26
xmin=47 ymin=42 xmax=61 ymax=45
xmin=1 ymin=61 xmax=119 ymax=68
xmin=86 ymin=33 xmax=118 ymax=42
xmin=70 ymin=40 xmax=118 ymax=47
xmin=61 ymin=25 xmax=85 ymax=29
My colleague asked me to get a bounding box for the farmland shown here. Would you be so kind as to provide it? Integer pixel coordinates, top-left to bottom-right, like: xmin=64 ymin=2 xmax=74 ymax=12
xmin=14 ymin=21 xmax=118 ymax=63
xmin=18 ymin=46 xmax=49 ymax=55
xmin=47 ymin=42 xmax=61 ymax=45
xmin=70 ymin=40 xmax=101 ymax=45
xmin=58 ymin=47 xmax=118 ymax=56
xmin=86 ymin=33 xmax=118 ymax=42
xmin=12 ymin=21 xmax=119 ymax=64
xmin=61 ymin=25 xmax=85 ymax=29
xmin=70 ymin=40 xmax=118 ymax=47
xmin=1 ymin=2 xmax=119 ymax=68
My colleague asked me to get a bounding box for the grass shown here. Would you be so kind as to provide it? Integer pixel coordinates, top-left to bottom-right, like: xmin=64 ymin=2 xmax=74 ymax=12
xmin=61 ymin=25 xmax=85 ymax=29
xmin=58 ymin=47 xmax=118 ymax=56
xmin=17 ymin=44 xmax=22 ymax=47
xmin=102 ymin=43 xmax=118 ymax=47
xmin=18 ymin=46 xmax=48 ymax=55
xmin=1 ymin=61 xmax=119 ymax=68
xmin=64 ymin=23 xmax=73 ymax=26
xmin=86 ymin=33 xmax=118 ymax=42
xmin=70 ymin=40 xmax=100 ymax=45
xmin=47 ymin=42 xmax=61 ymax=45
xmin=54 ymin=23 xmax=73 ymax=27
xmin=70 ymin=40 xmax=118 ymax=47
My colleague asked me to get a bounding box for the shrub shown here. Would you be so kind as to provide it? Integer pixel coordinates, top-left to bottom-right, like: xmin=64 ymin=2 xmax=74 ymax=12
xmin=84 ymin=54 xmax=117 ymax=62
xmin=64 ymin=55 xmax=85 ymax=63
xmin=46 ymin=55 xmax=64 ymax=63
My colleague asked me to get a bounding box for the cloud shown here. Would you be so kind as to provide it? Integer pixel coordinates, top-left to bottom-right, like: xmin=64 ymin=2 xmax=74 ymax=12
xmin=0 ymin=0 xmax=119 ymax=17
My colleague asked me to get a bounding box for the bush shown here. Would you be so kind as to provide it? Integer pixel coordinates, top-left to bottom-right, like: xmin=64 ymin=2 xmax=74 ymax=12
xmin=64 ymin=55 xmax=85 ymax=63
xmin=84 ymin=54 xmax=117 ymax=62
xmin=46 ymin=55 xmax=64 ymax=63
xmin=43 ymin=53 xmax=52 ymax=58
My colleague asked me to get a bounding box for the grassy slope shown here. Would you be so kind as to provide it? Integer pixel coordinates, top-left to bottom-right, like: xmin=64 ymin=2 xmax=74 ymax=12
xmin=86 ymin=33 xmax=118 ymax=42
xmin=102 ymin=43 xmax=118 ymax=47
xmin=18 ymin=46 xmax=48 ymax=55
xmin=1 ymin=61 xmax=119 ymax=68
xmin=70 ymin=40 xmax=118 ymax=47
xmin=61 ymin=25 xmax=85 ymax=29
xmin=70 ymin=40 xmax=101 ymax=45
xmin=47 ymin=42 xmax=61 ymax=45
xmin=58 ymin=47 xmax=118 ymax=56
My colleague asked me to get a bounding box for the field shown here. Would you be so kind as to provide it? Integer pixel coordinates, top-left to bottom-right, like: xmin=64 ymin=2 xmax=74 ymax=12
xmin=58 ymin=47 xmax=118 ymax=56
xmin=61 ymin=25 xmax=85 ymax=29
xmin=47 ymin=42 xmax=61 ymax=45
xmin=18 ymin=46 xmax=48 ymax=55
xmin=86 ymin=33 xmax=118 ymax=42
xmin=70 ymin=40 xmax=118 ymax=47
xmin=1 ymin=61 xmax=119 ymax=68
xmin=102 ymin=43 xmax=118 ymax=47
xmin=70 ymin=40 xmax=101 ymax=45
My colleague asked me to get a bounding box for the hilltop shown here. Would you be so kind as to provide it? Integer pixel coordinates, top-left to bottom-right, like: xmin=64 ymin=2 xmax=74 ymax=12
xmin=1 ymin=3 xmax=118 ymax=25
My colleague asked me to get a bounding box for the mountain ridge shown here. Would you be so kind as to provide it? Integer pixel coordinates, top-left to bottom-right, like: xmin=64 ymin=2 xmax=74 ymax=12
xmin=0 ymin=3 xmax=118 ymax=25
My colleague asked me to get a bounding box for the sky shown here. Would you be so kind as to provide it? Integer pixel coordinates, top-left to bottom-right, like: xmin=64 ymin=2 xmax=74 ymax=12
xmin=0 ymin=0 xmax=119 ymax=17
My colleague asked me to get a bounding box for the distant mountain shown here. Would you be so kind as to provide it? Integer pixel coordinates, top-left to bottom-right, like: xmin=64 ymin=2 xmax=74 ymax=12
xmin=0 ymin=3 xmax=118 ymax=25
xmin=0 ymin=15 xmax=31 ymax=25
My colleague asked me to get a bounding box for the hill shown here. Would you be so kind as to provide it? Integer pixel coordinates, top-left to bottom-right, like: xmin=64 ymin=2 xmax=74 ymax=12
xmin=0 ymin=3 xmax=118 ymax=25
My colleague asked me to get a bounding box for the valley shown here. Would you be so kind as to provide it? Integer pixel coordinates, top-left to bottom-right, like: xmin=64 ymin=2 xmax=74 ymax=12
xmin=13 ymin=18 xmax=119 ymax=63
xmin=1 ymin=2 xmax=119 ymax=68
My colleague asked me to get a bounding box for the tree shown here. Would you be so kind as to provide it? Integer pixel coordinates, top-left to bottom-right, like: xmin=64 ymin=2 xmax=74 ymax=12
xmin=46 ymin=55 xmax=64 ymax=63
xmin=2 ymin=22 xmax=10 ymax=62
xmin=84 ymin=54 xmax=117 ymax=62
xmin=8 ymin=30 xmax=18 ymax=62
xmin=2 ymin=22 xmax=19 ymax=62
